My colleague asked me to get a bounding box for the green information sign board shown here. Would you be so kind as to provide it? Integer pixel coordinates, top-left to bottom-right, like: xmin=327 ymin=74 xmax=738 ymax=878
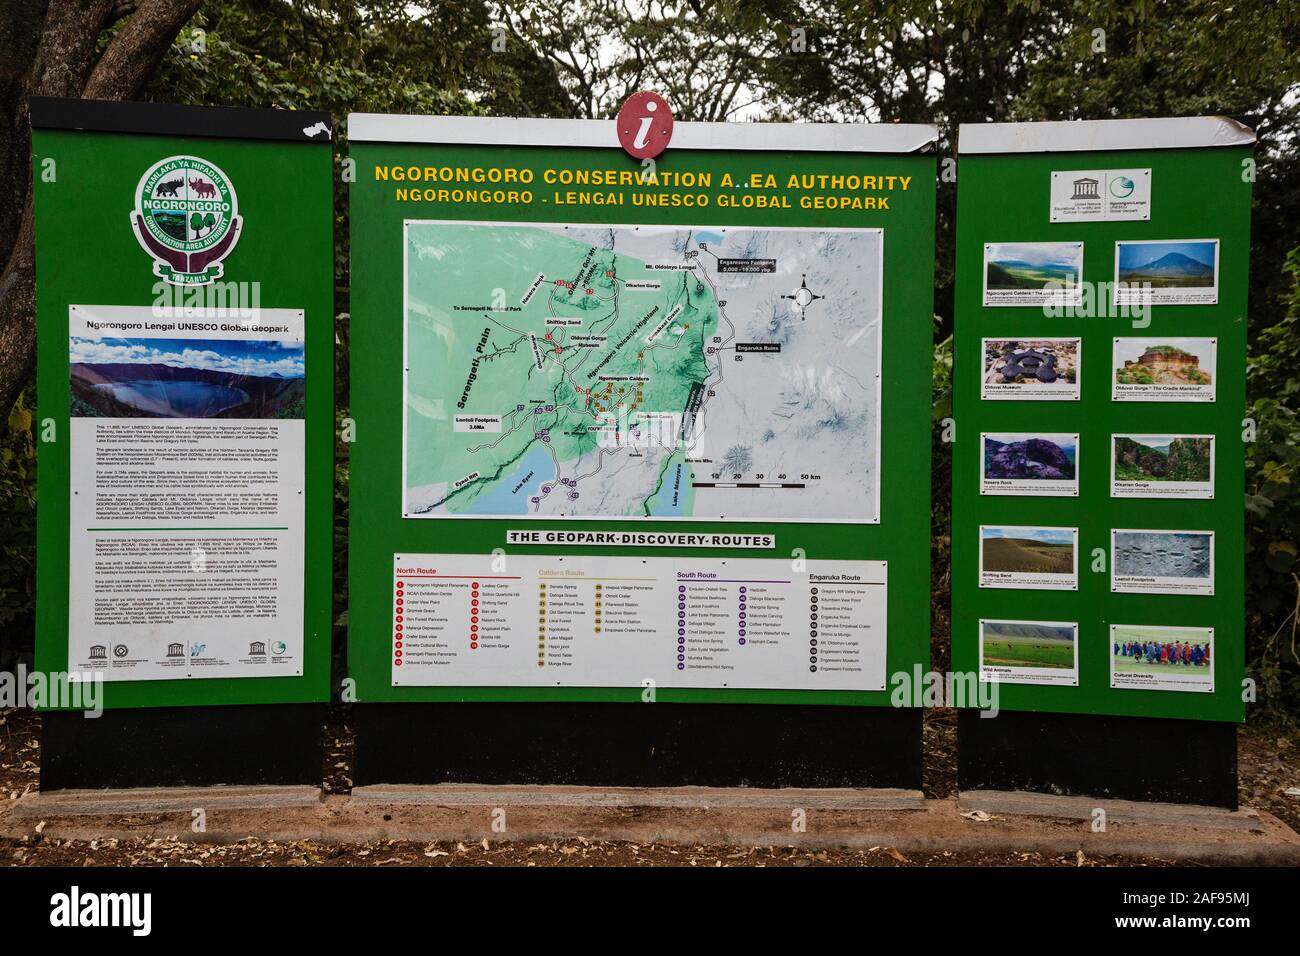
xmin=32 ymin=98 xmax=335 ymax=710
xmin=952 ymin=117 xmax=1254 ymax=722
xmin=347 ymin=114 xmax=937 ymax=707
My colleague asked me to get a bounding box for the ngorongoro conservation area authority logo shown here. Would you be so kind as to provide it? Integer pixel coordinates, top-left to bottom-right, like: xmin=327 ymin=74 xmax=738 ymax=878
xmin=130 ymin=155 xmax=242 ymax=286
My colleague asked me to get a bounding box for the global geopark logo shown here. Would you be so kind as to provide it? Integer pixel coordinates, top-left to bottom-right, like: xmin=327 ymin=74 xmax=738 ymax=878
xmin=1109 ymin=174 xmax=1136 ymax=198
xmin=130 ymin=155 xmax=242 ymax=286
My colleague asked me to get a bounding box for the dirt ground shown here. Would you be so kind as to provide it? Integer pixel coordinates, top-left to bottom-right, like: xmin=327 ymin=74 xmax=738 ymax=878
xmin=2 ymin=706 xmax=1296 ymax=867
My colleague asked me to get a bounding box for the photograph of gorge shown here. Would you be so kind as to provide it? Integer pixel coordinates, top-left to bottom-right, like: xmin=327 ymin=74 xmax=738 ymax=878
xmin=1112 ymin=435 xmax=1212 ymax=482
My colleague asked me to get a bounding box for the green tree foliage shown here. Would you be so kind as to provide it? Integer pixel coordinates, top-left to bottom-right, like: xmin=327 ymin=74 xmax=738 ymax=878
xmin=0 ymin=393 xmax=35 ymax=671
xmin=1245 ymin=248 xmax=1300 ymax=716
xmin=139 ymin=1 xmax=568 ymax=675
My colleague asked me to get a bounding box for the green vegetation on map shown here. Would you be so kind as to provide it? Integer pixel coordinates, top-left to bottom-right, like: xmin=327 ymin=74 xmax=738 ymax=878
xmin=405 ymin=224 xmax=717 ymax=515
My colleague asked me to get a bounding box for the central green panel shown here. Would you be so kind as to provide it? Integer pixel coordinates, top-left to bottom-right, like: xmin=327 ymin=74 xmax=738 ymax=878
xmin=347 ymin=118 xmax=936 ymax=705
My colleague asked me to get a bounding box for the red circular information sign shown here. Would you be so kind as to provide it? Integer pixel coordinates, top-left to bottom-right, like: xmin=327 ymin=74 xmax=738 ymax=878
xmin=616 ymin=92 xmax=674 ymax=159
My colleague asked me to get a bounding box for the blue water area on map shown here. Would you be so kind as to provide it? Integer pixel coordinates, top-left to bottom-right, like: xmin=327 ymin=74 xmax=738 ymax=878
xmin=94 ymin=380 xmax=248 ymax=417
xmin=468 ymin=444 xmax=554 ymax=514
xmin=648 ymin=452 xmax=691 ymax=517
xmin=695 ymin=230 xmax=726 ymax=247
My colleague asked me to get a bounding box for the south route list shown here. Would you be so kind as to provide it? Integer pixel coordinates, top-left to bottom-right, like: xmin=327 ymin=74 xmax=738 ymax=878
xmin=391 ymin=554 xmax=886 ymax=690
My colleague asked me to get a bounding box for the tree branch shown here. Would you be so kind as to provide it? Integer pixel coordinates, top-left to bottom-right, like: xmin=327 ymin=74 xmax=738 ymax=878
xmin=85 ymin=0 xmax=204 ymax=98
xmin=0 ymin=0 xmax=203 ymax=419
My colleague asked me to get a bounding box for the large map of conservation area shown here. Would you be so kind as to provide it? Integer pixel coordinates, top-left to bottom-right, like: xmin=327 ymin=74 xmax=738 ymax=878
xmin=403 ymin=220 xmax=884 ymax=523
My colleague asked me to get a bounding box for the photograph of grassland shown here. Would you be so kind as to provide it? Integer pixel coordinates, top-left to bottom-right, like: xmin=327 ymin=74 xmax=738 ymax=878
xmin=1113 ymin=340 xmax=1213 ymax=387
xmin=980 ymin=620 xmax=1077 ymax=670
xmin=985 ymin=242 xmax=1082 ymax=291
xmin=1113 ymin=530 xmax=1212 ymax=579
xmin=981 ymin=527 xmax=1075 ymax=574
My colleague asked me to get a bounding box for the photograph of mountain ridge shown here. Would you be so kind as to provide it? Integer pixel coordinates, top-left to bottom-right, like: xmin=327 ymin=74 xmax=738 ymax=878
xmin=983 ymin=434 xmax=1077 ymax=480
xmin=1113 ymin=435 xmax=1211 ymax=482
xmin=1118 ymin=240 xmax=1217 ymax=288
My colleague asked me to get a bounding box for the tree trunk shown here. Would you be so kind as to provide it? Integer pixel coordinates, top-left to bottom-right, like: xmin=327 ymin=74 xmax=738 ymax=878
xmin=0 ymin=0 xmax=203 ymax=418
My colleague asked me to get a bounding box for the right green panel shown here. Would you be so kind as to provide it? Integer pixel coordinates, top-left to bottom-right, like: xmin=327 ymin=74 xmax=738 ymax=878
xmin=952 ymin=121 xmax=1251 ymax=722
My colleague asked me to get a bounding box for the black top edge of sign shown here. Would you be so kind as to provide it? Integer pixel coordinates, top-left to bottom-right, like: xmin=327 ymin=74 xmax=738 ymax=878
xmin=28 ymin=97 xmax=333 ymax=144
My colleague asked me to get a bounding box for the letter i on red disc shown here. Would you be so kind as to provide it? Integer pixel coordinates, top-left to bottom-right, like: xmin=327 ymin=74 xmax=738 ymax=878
xmin=617 ymin=92 xmax=674 ymax=160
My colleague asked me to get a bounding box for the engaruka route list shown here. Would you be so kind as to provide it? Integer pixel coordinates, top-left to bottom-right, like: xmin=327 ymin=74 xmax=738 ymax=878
xmin=403 ymin=222 xmax=884 ymax=523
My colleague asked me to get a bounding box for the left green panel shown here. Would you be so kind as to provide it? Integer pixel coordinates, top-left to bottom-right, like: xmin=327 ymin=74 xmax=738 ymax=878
xmin=31 ymin=100 xmax=334 ymax=708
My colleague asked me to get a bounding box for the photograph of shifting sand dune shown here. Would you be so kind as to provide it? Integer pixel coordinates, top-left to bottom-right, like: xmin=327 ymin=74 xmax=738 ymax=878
xmin=980 ymin=525 xmax=1078 ymax=590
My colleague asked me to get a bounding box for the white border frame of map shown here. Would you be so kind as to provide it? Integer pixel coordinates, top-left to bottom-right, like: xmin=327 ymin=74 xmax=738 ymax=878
xmin=400 ymin=219 xmax=886 ymax=524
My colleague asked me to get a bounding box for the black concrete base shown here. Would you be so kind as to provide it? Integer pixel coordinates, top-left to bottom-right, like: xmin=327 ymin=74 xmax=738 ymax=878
xmin=354 ymin=703 xmax=921 ymax=789
xmin=958 ymin=710 xmax=1237 ymax=808
xmin=39 ymin=704 xmax=326 ymax=791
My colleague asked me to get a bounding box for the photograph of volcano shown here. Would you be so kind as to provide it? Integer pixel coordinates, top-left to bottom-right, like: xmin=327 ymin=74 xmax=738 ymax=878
xmin=980 ymin=432 xmax=1079 ymax=496
xmin=1111 ymin=434 xmax=1214 ymax=499
xmin=69 ymin=336 xmax=305 ymax=419
xmin=983 ymin=242 xmax=1083 ymax=306
xmin=1114 ymin=239 xmax=1219 ymax=305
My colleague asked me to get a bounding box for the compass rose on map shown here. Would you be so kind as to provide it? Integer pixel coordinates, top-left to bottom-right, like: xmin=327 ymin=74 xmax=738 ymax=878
xmin=783 ymin=275 xmax=824 ymax=320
